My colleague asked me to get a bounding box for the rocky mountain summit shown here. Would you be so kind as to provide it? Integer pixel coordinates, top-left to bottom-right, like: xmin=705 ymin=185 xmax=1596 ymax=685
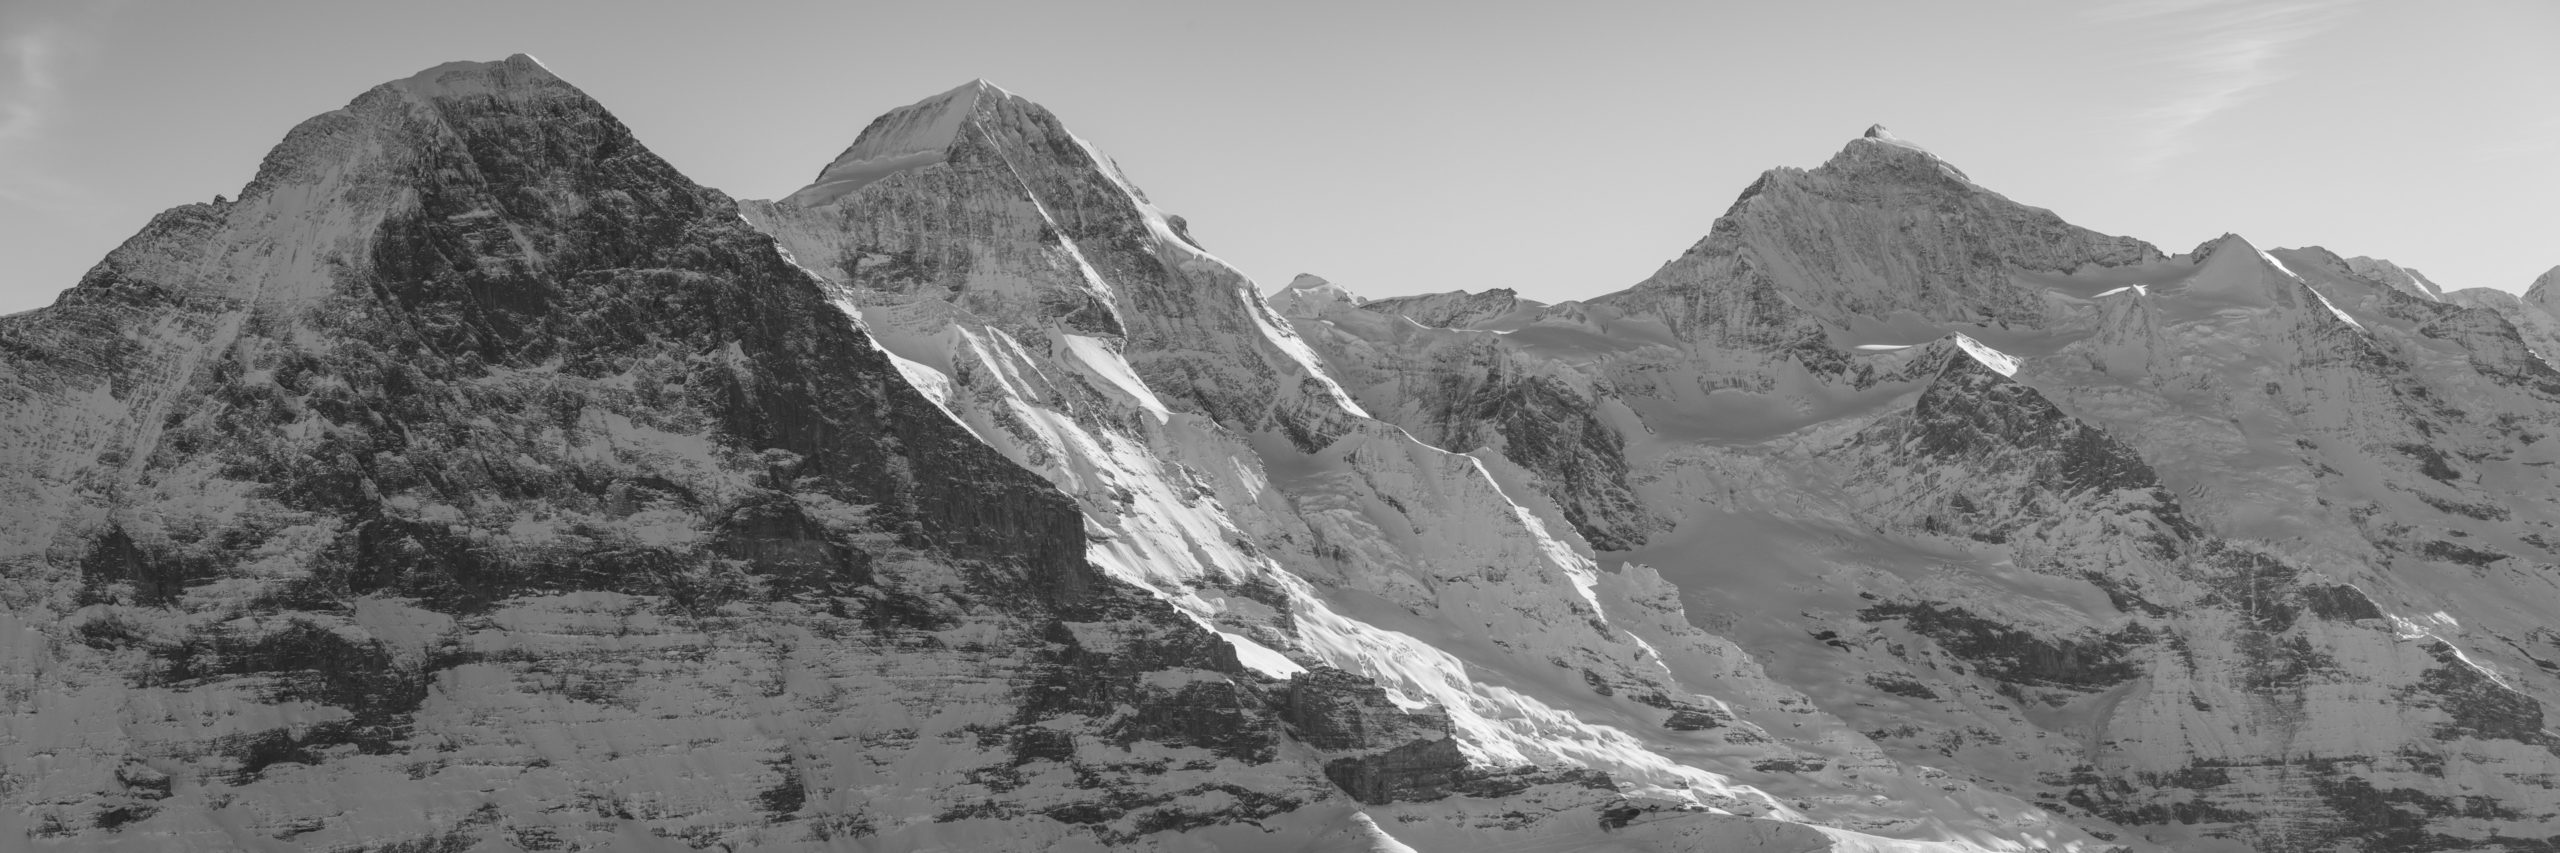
xmin=6 ymin=56 xmax=2560 ymax=852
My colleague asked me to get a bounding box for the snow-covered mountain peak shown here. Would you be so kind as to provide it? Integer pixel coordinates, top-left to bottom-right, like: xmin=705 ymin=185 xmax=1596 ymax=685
xmin=2172 ymin=233 xmax=2307 ymax=308
xmin=2186 ymin=232 xmax=2273 ymax=269
xmin=782 ymin=78 xmax=1030 ymax=206
xmin=1282 ymin=272 xmax=1339 ymax=293
xmin=1825 ymin=123 xmax=1970 ymax=184
xmin=1270 ymin=273 xmax=1366 ymax=315
xmin=1857 ymin=122 xmax=1936 ymax=155
xmin=1946 ymin=331 xmax=2021 ymax=376
xmin=1605 ymin=125 xmax=2159 ymax=337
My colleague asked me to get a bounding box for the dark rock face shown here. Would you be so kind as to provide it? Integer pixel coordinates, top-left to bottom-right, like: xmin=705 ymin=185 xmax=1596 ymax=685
xmin=1360 ymin=288 xmax=1535 ymax=330
xmin=1906 ymin=353 xmax=2165 ymax=500
xmin=1855 ymin=345 xmax=2195 ymax=549
xmin=1281 ymin=666 xmax=1447 ymax=751
xmin=1324 ymin=737 xmax=1469 ymax=805
xmin=1856 ymin=599 xmax=2144 ymax=689
xmin=1407 ymin=347 xmax=1657 ymax=549
xmin=1282 ymin=667 xmax=1477 ymax=805
xmin=2408 ymin=641 xmax=2549 ymax=744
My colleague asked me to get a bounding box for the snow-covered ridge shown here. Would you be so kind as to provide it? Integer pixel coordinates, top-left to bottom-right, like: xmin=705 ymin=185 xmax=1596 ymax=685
xmin=1947 ymin=332 xmax=2018 ymax=376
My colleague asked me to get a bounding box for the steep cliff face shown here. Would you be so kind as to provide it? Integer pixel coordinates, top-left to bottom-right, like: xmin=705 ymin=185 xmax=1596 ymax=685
xmin=0 ymin=58 xmax=1352 ymax=852
xmin=1285 ymin=125 xmax=2560 ymax=851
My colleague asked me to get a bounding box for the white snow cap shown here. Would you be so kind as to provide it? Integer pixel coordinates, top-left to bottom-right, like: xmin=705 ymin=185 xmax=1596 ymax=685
xmin=1272 ymin=273 xmax=1365 ymax=314
xmin=786 ymin=79 xmax=1013 ymax=206
xmin=1859 ymin=122 xmax=1934 ymax=155
xmin=1949 ymin=332 xmax=2020 ymax=377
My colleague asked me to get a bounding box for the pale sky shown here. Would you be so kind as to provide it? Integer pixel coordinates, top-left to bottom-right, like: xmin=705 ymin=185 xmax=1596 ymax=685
xmin=1 ymin=0 xmax=2553 ymax=314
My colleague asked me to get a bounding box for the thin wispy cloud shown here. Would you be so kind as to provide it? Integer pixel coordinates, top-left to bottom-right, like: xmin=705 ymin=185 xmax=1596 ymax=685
xmin=2468 ymin=114 xmax=2560 ymax=163
xmin=0 ymin=28 xmax=61 ymax=152
xmin=2099 ymin=0 xmax=2356 ymax=171
xmin=0 ymin=12 xmax=108 ymax=213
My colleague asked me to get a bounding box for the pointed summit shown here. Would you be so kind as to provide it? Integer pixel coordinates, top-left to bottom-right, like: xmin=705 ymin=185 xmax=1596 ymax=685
xmin=1853 ymin=122 xmax=1938 ymax=156
xmin=1271 ymin=273 xmax=1366 ymax=317
xmin=236 ymin=54 xmax=605 ymax=212
xmin=784 ymin=79 xmax=1028 ymax=206
xmin=1947 ymin=332 xmax=2022 ymax=377
xmin=2184 ymin=233 xmax=2289 ymax=293
xmin=1280 ymin=273 xmax=1341 ymax=293
xmin=1614 ymin=119 xmax=2158 ymax=336
xmin=1824 ymin=122 xmax=1965 ymax=184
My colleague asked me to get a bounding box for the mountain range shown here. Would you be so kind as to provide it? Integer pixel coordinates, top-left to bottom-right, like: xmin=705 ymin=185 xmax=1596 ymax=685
xmin=5 ymin=55 xmax=2560 ymax=852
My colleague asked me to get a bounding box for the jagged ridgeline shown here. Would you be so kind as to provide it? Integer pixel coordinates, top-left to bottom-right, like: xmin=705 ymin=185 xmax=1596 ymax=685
xmin=10 ymin=55 xmax=2560 ymax=853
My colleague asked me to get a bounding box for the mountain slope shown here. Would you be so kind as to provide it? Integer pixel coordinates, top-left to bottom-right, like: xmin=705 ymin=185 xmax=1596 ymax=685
xmin=17 ymin=59 xmax=2560 ymax=853
xmin=0 ymin=57 xmax=1346 ymax=852
xmin=1286 ymin=129 xmax=2560 ymax=852
xmin=741 ymin=83 xmax=2112 ymax=850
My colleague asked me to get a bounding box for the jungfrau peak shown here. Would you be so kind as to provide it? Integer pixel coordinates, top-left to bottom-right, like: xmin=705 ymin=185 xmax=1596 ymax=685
xmin=8 ymin=61 xmax=2560 ymax=853
xmin=1287 ymin=123 xmax=2560 ymax=852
